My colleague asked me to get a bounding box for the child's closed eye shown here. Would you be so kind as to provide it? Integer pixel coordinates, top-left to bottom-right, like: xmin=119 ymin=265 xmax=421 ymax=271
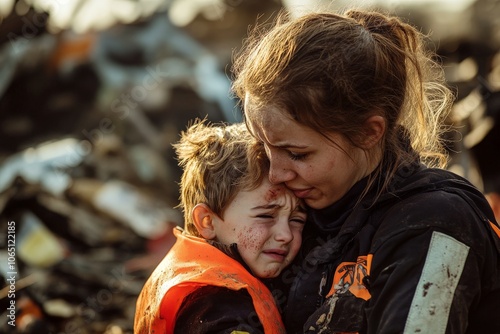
xmin=290 ymin=217 xmax=306 ymax=224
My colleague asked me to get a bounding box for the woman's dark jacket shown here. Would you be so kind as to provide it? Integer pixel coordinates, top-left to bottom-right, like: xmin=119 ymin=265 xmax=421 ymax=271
xmin=279 ymin=161 xmax=500 ymax=334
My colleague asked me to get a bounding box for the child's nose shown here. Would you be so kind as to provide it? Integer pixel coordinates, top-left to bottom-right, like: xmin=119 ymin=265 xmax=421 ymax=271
xmin=274 ymin=220 xmax=293 ymax=243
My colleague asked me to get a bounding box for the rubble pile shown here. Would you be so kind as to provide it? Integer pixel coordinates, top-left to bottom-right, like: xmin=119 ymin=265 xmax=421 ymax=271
xmin=0 ymin=136 xmax=182 ymax=333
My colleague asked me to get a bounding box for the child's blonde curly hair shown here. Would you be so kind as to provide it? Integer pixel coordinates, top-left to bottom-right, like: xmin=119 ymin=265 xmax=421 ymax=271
xmin=173 ymin=119 xmax=269 ymax=236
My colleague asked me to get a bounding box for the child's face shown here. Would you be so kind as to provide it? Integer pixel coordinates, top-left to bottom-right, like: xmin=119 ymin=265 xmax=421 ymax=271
xmin=214 ymin=178 xmax=306 ymax=278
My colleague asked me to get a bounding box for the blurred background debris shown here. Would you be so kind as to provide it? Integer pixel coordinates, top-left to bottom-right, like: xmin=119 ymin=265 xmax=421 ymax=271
xmin=0 ymin=0 xmax=499 ymax=333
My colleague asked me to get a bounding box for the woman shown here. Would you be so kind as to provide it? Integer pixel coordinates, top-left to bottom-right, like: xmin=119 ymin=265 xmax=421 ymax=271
xmin=232 ymin=8 xmax=500 ymax=334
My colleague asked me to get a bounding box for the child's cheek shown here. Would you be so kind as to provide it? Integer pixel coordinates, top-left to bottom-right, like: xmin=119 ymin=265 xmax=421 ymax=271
xmin=238 ymin=226 xmax=265 ymax=252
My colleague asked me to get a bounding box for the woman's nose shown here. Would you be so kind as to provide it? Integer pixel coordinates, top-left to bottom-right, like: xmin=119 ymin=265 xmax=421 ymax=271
xmin=268 ymin=153 xmax=295 ymax=184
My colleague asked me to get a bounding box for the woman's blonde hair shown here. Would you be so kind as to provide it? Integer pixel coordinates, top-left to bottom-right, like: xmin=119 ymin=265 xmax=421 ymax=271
xmin=232 ymin=9 xmax=454 ymax=199
xmin=173 ymin=119 xmax=268 ymax=236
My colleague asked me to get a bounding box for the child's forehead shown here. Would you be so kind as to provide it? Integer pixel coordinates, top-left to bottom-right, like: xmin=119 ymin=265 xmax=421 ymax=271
xmin=239 ymin=181 xmax=303 ymax=209
xmin=263 ymin=184 xmax=286 ymax=202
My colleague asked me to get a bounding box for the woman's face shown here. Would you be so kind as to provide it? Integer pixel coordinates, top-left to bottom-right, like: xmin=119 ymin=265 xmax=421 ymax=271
xmin=245 ymin=98 xmax=372 ymax=210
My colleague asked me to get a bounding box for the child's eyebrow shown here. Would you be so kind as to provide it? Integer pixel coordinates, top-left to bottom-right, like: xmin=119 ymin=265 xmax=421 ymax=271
xmin=295 ymin=205 xmax=307 ymax=214
xmin=251 ymin=204 xmax=280 ymax=210
xmin=251 ymin=204 xmax=307 ymax=214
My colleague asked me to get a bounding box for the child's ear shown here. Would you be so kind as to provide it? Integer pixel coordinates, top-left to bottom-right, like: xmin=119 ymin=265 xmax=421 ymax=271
xmin=192 ymin=203 xmax=218 ymax=240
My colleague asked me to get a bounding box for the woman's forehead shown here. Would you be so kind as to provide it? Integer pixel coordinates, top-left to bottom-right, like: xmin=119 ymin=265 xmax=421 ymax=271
xmin=244 ymin=94 xmax=290 ymax=125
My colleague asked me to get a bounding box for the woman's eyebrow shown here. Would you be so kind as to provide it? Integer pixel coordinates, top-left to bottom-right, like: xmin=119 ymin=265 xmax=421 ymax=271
xmin=267 ymin=141 xmax=309 ymax=149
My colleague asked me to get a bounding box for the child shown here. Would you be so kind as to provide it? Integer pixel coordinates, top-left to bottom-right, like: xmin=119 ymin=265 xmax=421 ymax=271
xmin=134 ymin=120 xmax=306 ymax=334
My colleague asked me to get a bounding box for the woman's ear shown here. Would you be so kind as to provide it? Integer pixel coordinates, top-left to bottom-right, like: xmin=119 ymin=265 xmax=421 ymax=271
xmin=360 ymin=115 xmax=386 ymax=149
xmin=192 ymin=203 xmax=218 ymax=240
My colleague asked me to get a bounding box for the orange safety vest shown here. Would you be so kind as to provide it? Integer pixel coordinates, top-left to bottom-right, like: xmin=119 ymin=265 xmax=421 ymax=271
xmin=134 ymin=228 xmax=286 ymax=334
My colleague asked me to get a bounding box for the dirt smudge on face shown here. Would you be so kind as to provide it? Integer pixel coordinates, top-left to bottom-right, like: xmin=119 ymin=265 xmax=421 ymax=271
xmin=265 ymin=185 xmax=284 ymax=202
xmin=237 ymin=226 xmax=263 ymax=251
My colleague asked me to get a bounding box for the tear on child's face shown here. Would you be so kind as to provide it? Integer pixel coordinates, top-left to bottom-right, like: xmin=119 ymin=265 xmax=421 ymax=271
xmin=213 ymin=178 xmax=306 ymax=278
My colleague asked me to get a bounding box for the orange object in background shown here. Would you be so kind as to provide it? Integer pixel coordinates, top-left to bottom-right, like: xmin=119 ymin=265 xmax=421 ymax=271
xmin=48 ymin=32 xmax=96 ymax=72
xmin=17 ymin=295 xmax=46 ymax=332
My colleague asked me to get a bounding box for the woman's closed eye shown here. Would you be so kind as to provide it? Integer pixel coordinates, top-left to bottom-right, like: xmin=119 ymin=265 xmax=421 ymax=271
xmin=288 ymin=151 xmax=308 ymax=161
